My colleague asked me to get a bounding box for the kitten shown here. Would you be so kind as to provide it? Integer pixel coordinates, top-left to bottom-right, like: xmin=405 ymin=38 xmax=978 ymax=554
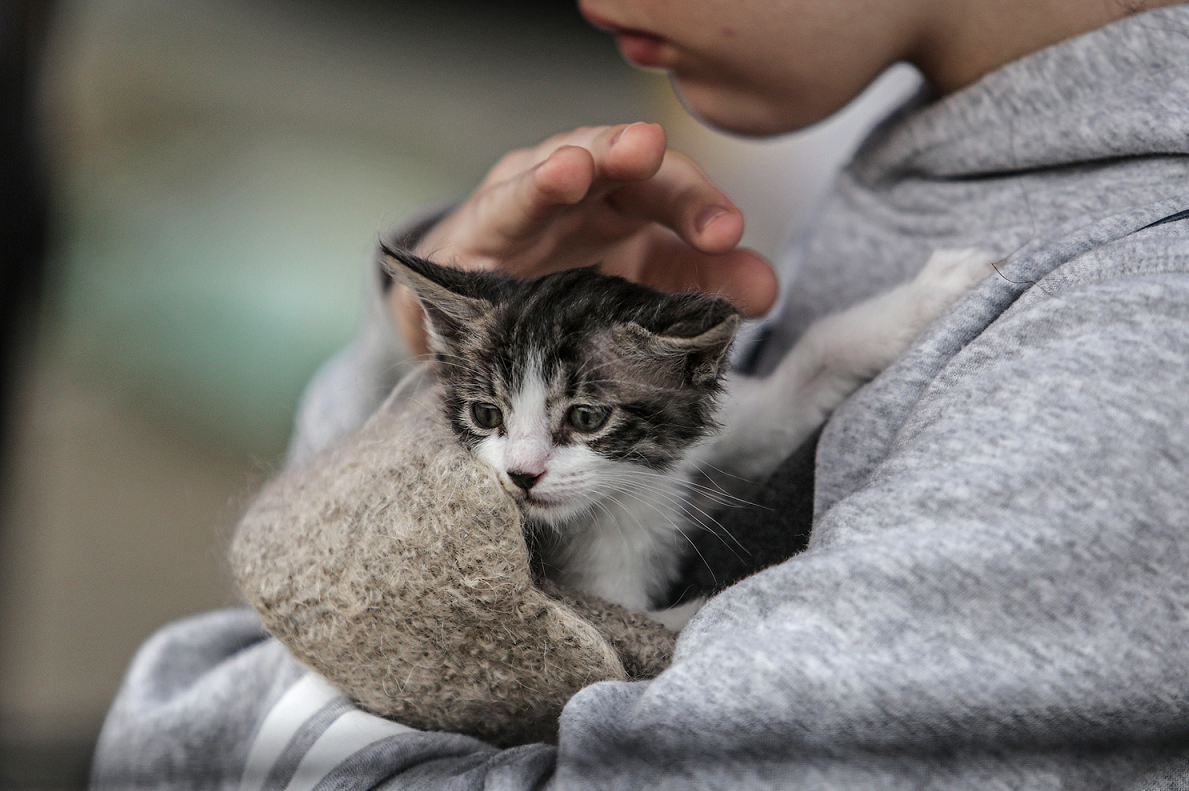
xmin=383 ymin=245 xmax=994 ymax=615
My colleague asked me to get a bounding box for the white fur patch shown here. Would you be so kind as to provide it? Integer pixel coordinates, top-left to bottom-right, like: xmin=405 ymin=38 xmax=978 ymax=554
xmin=551 ymin=463 xmax=692 ymax=611
xmin=502 ymin=359 xmax=551 ymax=478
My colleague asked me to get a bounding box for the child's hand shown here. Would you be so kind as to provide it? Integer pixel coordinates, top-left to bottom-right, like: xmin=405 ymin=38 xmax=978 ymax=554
xmin=392 ymin=123 xmax=777 ymax=354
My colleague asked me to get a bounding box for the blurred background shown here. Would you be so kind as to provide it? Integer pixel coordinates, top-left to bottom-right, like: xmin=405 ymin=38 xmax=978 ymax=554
xmin=0 ymin=1 xmax=918 ymax=787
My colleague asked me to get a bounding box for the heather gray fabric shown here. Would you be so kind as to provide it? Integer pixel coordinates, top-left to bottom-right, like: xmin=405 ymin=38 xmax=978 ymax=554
xmin=92 ymin=7 xmax=1189 ymax=790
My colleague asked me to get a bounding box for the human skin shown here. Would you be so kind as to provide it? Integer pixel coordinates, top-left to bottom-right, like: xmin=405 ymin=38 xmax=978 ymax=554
xmin=392 ymin=0 xmax=1182 ymax=355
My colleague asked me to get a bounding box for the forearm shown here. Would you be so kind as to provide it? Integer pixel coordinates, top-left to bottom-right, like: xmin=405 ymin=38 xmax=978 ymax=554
xmin=89 ymin=610 xmax=558 ymax=791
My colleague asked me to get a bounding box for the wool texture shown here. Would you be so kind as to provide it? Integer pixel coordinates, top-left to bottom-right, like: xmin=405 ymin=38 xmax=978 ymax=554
xmin=230 ymin=371 xmax=675 ymax=747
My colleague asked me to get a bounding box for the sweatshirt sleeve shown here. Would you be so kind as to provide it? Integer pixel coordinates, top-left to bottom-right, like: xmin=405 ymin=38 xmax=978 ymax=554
xmin=92 ymin=255 xmax=1189 ymax=789
xmin=89 ymin=609 xmax=559 ymax=791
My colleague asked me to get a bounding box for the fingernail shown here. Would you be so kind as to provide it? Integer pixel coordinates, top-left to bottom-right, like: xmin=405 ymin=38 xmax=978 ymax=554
xmin=695 ymin=206 xmax=729 ymax=232
xmin=612 ymin=123 xmax=638 ymax=146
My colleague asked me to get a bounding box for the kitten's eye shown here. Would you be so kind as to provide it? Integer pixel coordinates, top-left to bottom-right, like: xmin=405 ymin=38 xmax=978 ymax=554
xmin=567 ymin=404 xmax=611 ymax=433
xmin=471 ymin=402 xmax=503 ymax=429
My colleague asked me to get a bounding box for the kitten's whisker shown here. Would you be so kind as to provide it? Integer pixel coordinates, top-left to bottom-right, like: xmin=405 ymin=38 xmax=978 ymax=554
xmin=607 ymin=487 xmax=723 ymax=587
xmin=686 ymin=458 xmax=777 ymax=496
xmin=601 ymin=468 xmax=758 ymax=509
xmin=599 ymin=468 xmax=746 ymax=511
xmin=596 ymin=475 xmax=749 ymax=560
xmin=593 ymin=484 xmax=749 ymax=565
xmin=588 ymin=498 xmax=640 ymax=568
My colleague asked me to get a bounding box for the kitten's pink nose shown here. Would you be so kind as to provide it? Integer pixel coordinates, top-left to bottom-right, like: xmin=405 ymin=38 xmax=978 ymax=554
xmin=507 ymin=470 xmax=542 ymax=491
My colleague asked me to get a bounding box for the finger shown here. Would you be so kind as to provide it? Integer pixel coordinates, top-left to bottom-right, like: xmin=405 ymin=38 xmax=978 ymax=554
xmin=691 ymin=247 xmax=779 ymax=318
xmin=614 ymin=232 xmax=778 ymax=318
xmin=478 ymin=144 xmax=596 ymax=243
xmin=469 ymin=123 xmax=675 ymax=254
xmin=483 ymin=126 xmax=599 ymax=184
xmin=592 ymin=122 xmax=667 ymax=184
xmin=491 ymin=123 xmax=667 ymax=191
xmin=605 ymin=149 xmax=745 ymax=255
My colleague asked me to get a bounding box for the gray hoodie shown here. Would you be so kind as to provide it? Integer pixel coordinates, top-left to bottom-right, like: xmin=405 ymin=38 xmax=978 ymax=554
xmin=92 ymin=7 xmax=1189 ymax=790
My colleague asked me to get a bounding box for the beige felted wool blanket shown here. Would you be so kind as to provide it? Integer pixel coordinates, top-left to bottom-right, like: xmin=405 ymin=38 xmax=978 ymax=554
xmin=230 ymin=368 xmax=676 ymax=747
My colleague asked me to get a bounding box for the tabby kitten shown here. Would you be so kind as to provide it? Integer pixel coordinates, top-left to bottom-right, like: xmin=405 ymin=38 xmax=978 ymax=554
xmin=384 ymin=245 xmax=737 ymax=609
xmin=384 ymin=245 xmax=994 ymax=614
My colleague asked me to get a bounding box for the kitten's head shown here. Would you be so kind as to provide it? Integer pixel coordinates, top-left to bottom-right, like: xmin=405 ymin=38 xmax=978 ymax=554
xmin=383 ymin=245 xmax=739 ymax=525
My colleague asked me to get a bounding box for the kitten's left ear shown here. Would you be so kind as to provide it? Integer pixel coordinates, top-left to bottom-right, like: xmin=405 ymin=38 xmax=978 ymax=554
xmin=617 ymin=313 xmax=740 ymax=386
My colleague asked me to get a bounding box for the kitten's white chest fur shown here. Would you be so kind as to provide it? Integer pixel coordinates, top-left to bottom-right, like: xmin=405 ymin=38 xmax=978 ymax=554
xmin=478 ymin=249 xmax=996 ymax=619
xmin=544 ymin=472 xmax=692 ymax=611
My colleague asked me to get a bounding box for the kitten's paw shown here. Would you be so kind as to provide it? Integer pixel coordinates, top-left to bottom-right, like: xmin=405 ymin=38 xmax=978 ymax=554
xmin=646 ymin=597 xmax=706 ymax=631
xmin=909 ymin=248 xmax=998 ymax=323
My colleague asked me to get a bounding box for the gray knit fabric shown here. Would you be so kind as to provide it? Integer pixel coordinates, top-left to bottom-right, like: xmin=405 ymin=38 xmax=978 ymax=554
xmin=92 ymin=7 xmax=1189 ymax=790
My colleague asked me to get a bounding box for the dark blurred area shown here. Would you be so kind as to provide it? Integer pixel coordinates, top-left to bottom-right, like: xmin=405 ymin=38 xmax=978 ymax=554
xmin=0 ymin=1 xmax=913 ymax=787
xmin=0 ymin=0 xmax=59 ymax=784
xmin=1 ymin=0 xmax=52 ymax=489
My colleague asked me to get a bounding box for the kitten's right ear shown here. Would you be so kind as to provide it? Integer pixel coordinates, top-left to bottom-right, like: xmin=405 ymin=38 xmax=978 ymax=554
xmin=380 ymin=245 xmax=490 ymax=347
